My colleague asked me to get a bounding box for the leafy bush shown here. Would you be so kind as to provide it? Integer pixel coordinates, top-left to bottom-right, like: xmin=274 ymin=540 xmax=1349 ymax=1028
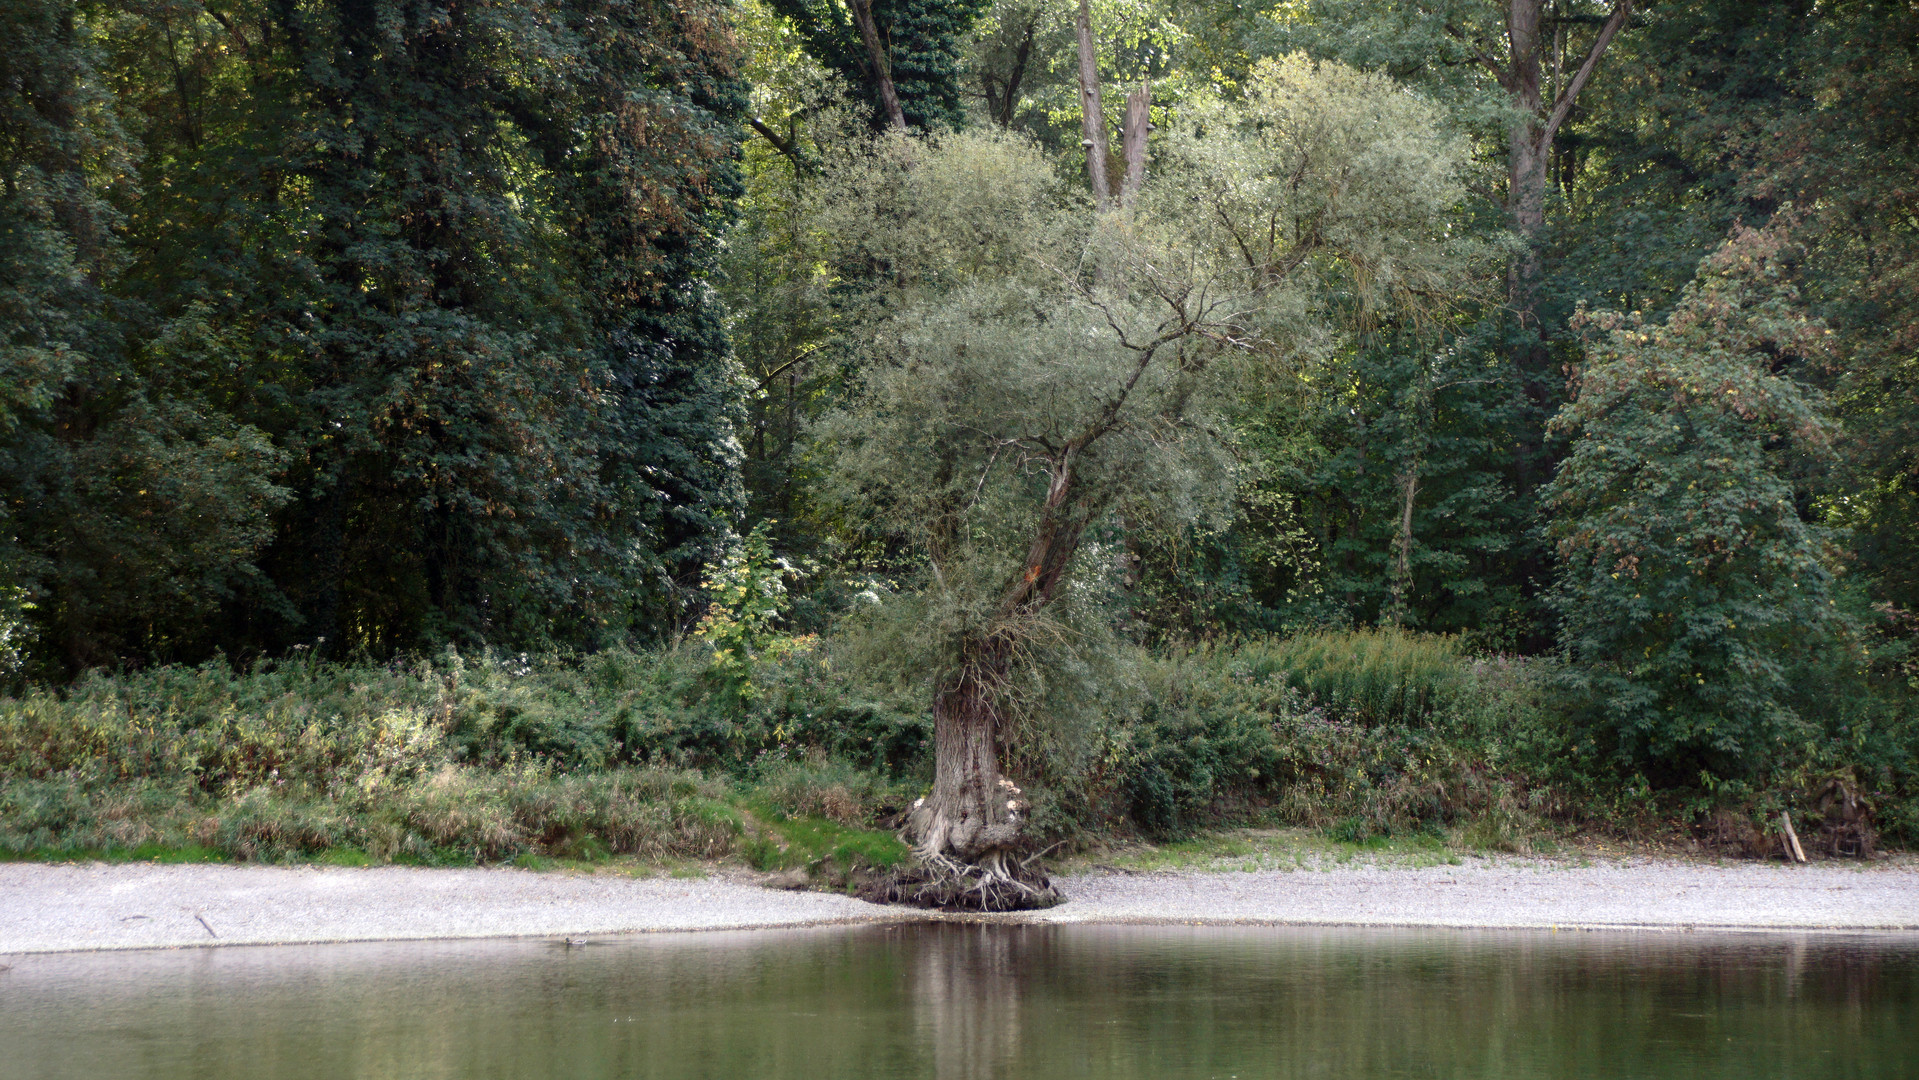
xmin=1114 ymin=646 xmax=1295 ymax=836
xmin=1077 ymin=641 xmax=1575 ymax=845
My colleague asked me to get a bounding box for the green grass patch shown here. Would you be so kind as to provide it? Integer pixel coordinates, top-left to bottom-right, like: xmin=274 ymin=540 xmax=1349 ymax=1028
xmin=315 ymin=847 xmax=375 ymax=867
xmin=739 ymin=798 xmax=909 ymax=873
xmin=1068 ymin=827 xmax=1464 ymax=873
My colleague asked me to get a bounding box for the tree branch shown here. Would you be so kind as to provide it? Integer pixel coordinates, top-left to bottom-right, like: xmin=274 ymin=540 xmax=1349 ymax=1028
xmin=1444 ymin=22 xmax=1510 ymax=86
xmin=1542 ymin=0 xmax=1632 ymax=148
xmin=755 ymin=342 xmax=827 ymax=389
xmin=748 ymin=116 xmax=807 ymax=168
xmin=206 ymin=7 xmax=252 ymax=61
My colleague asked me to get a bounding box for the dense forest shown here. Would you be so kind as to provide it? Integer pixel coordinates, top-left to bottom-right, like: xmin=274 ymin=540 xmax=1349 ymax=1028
xmin=2 ymin=0 xmax=1915 ymax=896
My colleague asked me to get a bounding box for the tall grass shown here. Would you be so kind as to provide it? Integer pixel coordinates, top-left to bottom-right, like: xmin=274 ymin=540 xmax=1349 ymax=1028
xmin=1237 ymin=630 xmax=1465 ymax=726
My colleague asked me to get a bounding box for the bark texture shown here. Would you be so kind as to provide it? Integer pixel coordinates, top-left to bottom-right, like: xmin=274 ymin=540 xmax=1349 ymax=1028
xmin=849 ymin=0 xmax=907 ymax=131
xmin=1119 ymin=84 xmax=1150 ymax=206
xmin=918 ymin=660 xmax=1022 ymax=862
xmin=1075 ymin=0 xmax=1110 ymax=208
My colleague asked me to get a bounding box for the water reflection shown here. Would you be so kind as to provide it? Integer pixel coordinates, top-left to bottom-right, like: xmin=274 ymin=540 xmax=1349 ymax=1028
xmin=1 ymin=923 xmax=1914 ymax=1080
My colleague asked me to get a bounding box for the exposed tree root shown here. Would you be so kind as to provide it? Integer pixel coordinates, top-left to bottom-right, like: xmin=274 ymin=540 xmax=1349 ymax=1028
xmin=858 ymin=850 xmax=1063 ymax=912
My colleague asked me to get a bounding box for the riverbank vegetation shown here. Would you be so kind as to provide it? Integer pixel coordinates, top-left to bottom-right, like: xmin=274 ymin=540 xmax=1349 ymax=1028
xmin=3 ymin=628 xmax=1908 ymax=874
xmin=2 ymin=0 xmax=1916 ymax=891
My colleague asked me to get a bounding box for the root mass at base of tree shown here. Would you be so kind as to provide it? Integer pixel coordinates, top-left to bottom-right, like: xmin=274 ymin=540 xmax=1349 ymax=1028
xmin=858 ymin=852 xmax=1063 ymax=912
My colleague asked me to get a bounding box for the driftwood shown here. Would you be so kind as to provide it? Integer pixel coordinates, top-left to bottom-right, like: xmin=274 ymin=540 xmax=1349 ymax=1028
xmin=1780 ymin=811 xmax=1807 ymax=864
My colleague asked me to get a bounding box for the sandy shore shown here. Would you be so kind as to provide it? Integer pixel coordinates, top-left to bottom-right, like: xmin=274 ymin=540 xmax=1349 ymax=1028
xmin=2 ymin=856 xmax=1914 ymax=954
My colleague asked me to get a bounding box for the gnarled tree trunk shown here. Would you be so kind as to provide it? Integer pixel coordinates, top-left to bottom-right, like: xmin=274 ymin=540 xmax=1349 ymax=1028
xmin=885 ymin=457 xmax=1092 ymax=910
xmin=918 ymin=658 xmax=1018 ymax=862
xmin=892 ymin=647 xmax=1061 ymax=909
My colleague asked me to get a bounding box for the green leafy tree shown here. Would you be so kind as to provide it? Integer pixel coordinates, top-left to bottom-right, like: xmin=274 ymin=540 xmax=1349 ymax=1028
xmin=693 ymin=521 xmax=808 ymax=692
xmin=1127 ymin=325 xmax=1532 ymax=644
xmin=1547 ymin=223 xmax=1847 ymax=779
xmin=0 ymin=0 xmax=756 ymax=671
xmin=0 ymin=0 xmax=295 ymax=669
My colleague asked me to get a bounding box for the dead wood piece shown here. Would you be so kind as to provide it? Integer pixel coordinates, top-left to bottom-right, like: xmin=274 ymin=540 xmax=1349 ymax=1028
xmin=1780 ymin=811 xmax=1807 ymax=864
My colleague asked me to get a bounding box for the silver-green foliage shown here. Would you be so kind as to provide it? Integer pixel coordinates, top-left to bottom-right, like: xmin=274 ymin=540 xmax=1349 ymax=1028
xmin=809 ymin=54 xmax=1479 ymax=736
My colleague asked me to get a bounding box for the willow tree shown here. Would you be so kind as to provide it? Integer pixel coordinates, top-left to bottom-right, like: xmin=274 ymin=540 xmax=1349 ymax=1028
xmin=811 ymin=56 xmax=1476 ymax=908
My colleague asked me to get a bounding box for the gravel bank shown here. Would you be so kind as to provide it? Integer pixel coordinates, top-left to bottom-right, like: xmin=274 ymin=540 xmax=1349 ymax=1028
xmin=2 ymin=857 xmax=1913 ymax=954
xmin=1035 ymin=858 xmax=1919 ymax=932
xmin=0 ymin=863 xmax=899 ymax=954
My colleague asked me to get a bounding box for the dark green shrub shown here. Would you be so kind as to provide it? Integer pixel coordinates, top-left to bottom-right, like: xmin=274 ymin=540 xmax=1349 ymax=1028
xmin=1111 ymin=646 xmax=1296 ymax=837
xmin=1546 ymin=231 xmax=1846 ymax=781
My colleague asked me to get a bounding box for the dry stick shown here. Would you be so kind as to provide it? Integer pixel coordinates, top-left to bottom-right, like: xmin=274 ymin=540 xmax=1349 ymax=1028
xmin=195 ymin=913 xmax=219 ymax=938
xmin=1021 ymin=841 xmax=1065 ymax=869
xmin=1781 ymin=811 xmax=1807 ymax=864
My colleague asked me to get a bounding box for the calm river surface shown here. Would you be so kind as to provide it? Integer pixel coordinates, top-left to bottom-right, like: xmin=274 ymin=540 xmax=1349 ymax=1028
xmin=3 ymin=924 xmax=1915 ymax=1079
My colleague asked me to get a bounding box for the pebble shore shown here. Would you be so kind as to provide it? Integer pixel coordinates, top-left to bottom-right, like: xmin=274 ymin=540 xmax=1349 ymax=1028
xmin=3 ymin=855 xmax=1914 ymax=954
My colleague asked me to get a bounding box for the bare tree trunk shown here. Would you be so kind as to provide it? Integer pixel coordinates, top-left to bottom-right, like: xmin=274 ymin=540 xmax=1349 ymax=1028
xmin=1504 ymin=0 xmax=1547 ymax=317
xmin=1460 ymin=0 xmax=1630 ymax=502
xmin=917 ymin=655 xmax=1019 ymax=861
xmin=1500 ymin=0 xmax=1633 ymax=320
xmin=1119 ymin=84 xmax=1150 ymax=206
xmin=849 ymin=0 xmax=907 ymax=131
xmin=1384 ymin=466 xmax=1419 ymax=628
xmin=1075 ymin=0 xmax=1110 ymax=208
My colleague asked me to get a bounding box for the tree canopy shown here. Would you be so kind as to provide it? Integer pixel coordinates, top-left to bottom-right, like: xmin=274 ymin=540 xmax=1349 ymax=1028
xmin=1 ymin=0 xmax=749 ymax=671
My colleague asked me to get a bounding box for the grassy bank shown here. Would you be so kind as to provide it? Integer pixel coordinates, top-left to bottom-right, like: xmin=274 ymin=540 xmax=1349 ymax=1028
xmin=2 ymin=632 xmax=1913 ymax=874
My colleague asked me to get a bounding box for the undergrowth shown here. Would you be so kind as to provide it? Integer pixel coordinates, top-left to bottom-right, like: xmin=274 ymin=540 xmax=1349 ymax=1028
xmin=1 ymin=630 xmax=1912 ymax=867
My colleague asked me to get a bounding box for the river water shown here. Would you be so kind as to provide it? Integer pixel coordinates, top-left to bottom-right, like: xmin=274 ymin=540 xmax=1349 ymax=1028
xmin=2 ymin=923 xmax=1914 ymax=1079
